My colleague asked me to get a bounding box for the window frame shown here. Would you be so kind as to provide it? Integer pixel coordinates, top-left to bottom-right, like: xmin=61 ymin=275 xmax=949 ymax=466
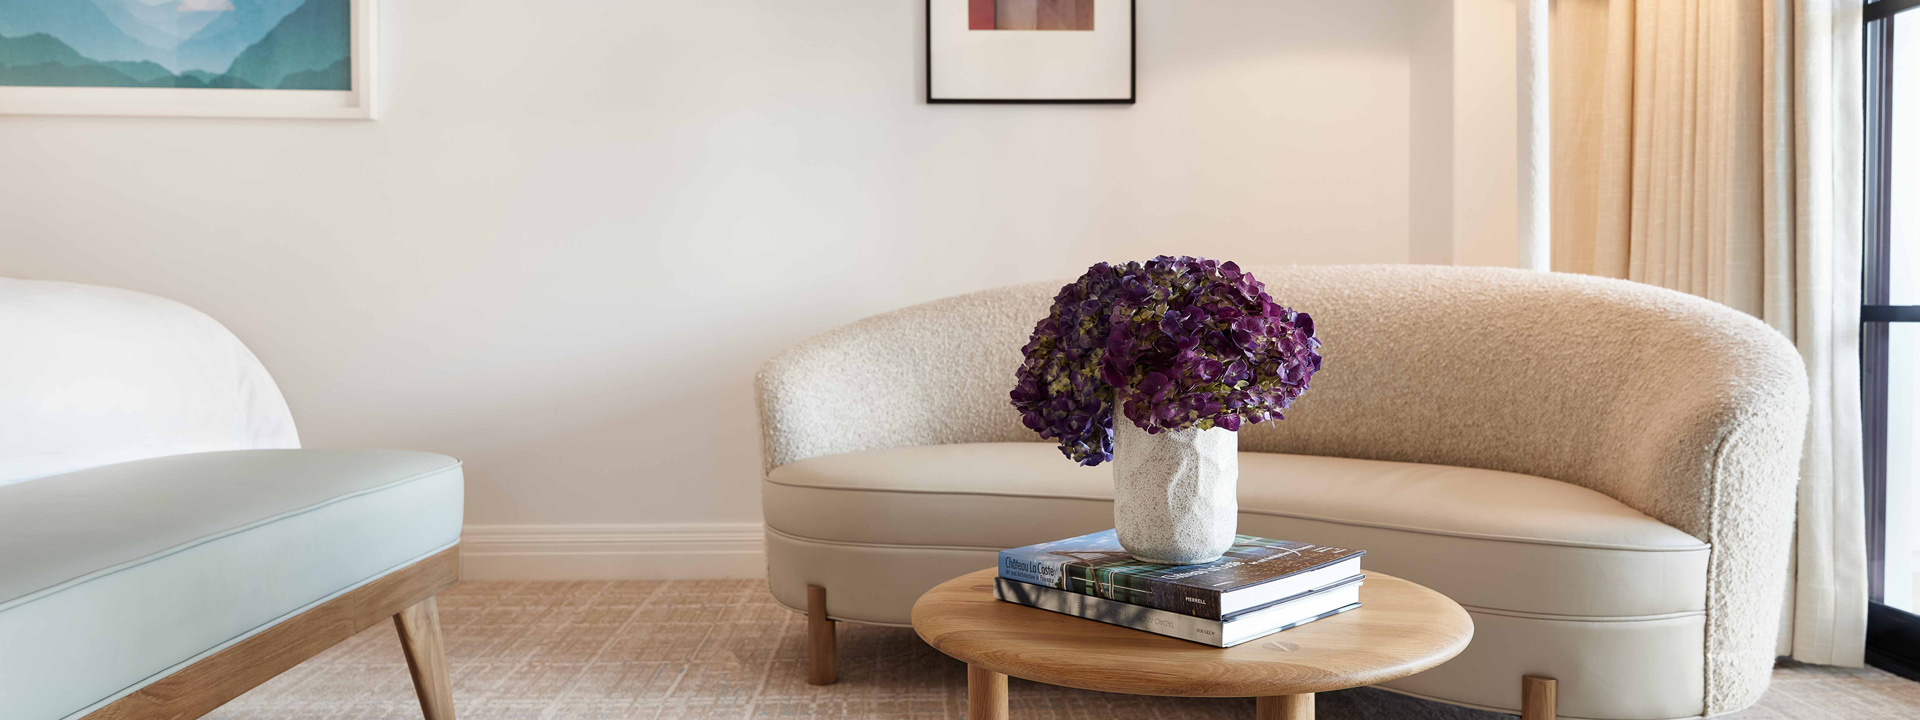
xmin=1864 ymin=0 xmax=1920 ymax=680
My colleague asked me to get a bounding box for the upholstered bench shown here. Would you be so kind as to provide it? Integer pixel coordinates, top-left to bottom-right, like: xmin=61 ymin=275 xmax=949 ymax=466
xmin=0 ymin=450 xmax=463 ymax=720
xmin=0 ymin=277 xmax=465 ymax=720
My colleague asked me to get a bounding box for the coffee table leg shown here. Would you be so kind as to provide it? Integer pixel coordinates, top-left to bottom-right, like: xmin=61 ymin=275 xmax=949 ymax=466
xmin=967 ymin=665 xmax=1008 ymax=719
xmin=1255 ymin=694 xmax=1314 ymax=720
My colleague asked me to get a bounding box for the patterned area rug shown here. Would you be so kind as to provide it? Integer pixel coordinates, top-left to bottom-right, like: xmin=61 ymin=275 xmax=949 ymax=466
xmin=205 ymin=580 xmax=1920 ymax=719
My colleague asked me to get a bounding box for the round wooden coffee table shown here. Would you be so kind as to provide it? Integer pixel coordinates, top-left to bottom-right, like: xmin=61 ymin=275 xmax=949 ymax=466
xmin=912 ymin=569 xmax=1472 ymax=719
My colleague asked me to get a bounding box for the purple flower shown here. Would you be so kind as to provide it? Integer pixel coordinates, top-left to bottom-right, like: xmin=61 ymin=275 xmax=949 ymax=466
xmin=1008 ymin=256 xmax=1324 ymax=464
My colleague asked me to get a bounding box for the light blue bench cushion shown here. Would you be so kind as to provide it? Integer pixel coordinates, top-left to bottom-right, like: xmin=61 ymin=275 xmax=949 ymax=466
xmin=0 ymin=449 xmax=463 ymax=720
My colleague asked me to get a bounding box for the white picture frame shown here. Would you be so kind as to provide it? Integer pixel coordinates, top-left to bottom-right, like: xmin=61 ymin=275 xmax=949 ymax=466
xmin=0 ymin=0 xmax=378 ymax=120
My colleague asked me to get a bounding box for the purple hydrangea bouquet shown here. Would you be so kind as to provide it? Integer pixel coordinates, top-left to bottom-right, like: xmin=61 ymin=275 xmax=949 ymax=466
xmin=1009 ymin=256 xmax=1322 ymax=564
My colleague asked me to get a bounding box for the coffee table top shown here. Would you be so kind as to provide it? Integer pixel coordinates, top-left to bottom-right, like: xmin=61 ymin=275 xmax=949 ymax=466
xmin=911 ymin=569 xmax=1472 ymax=698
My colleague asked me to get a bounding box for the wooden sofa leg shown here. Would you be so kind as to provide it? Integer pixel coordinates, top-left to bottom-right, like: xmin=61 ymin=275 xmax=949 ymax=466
xmin=1522 ymin=676 xmax=1557 ymax=720
xmin=808 ymin=584 xmax=839 ymax=685
xmin=394 ymin=596 xmax=456 ymax=720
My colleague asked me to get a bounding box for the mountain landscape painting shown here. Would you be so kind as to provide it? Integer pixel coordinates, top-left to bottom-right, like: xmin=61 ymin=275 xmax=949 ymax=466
xmin=0 ymin=0 xmax=351 ymax=91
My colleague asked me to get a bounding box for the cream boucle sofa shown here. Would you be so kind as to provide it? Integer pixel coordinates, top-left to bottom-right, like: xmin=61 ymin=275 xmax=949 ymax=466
xmin=757 ymin=265 xmax=1808 ymax=720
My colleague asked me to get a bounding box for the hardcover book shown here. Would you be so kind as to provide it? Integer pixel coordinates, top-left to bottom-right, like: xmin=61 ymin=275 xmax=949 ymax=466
xmin=995 ymin=575 xmax=1364 ymax=647
xmin=998 ymin=529 xmax=1364 ymax=620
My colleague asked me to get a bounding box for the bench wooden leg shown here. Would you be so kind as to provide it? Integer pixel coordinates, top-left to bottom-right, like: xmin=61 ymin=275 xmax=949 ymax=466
xmin=807 ymin=584 xmax=838 ymax=685
xmin=394 ymin=596 xmax=456 ymax=720
xmin=1256 ymin=694 xmax=1313 ymax=719
xmin=1522 ymin=676 xmax=1557 ymax=720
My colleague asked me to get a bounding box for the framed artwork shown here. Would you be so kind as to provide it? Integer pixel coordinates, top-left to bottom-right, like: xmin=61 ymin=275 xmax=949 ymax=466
xmin=928 ymin=0 xmax=1134 ymax=104
xmin=0 ymin=0 xmax=376 ymax=119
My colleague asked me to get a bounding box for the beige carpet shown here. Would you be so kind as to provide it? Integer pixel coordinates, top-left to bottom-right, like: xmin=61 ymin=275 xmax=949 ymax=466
xmin=205 ymin=580 xmax=1920 ymax=719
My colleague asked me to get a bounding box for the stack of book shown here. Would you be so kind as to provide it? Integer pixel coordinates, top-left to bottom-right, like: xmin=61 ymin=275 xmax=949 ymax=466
xmin=995 ymin=529 xmax=1365 ymax=647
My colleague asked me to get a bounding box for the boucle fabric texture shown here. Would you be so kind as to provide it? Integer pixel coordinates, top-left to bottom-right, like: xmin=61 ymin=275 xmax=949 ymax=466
xmin=755 ymin=264 xmax=1809 ymax=716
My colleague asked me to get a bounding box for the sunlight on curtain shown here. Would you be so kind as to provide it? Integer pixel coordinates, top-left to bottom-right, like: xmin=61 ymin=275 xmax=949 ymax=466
xmin=1549 ymin=0 xmax=1868 ymax=670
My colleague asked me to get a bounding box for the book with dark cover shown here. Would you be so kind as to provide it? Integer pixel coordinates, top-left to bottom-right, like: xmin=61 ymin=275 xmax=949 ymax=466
xmin=994 ymin=575 xmax=1365 ymax=647
xmin=997 ymin=529 xmax=1364 ymax=620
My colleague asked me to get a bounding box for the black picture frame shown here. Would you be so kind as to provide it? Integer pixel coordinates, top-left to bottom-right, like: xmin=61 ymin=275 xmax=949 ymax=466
xmin=926 ymin=0 xmax=1137 ymax=105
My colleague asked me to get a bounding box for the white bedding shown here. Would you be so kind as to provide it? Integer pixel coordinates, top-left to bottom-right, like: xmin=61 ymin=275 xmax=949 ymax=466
xmin=0 ymin=278 xmax=299 ymax=486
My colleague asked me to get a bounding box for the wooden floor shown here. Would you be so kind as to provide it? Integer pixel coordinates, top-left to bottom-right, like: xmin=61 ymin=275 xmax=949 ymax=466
xmin=204 ymin=580 xmax=1920 ymax=719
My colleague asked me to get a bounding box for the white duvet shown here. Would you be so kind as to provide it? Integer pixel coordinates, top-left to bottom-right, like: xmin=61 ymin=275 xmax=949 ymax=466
xmin=0 ymin=278 xmax=299 ymax=486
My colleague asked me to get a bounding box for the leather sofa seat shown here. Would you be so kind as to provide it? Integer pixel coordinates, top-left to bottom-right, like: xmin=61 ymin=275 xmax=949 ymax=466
xmin=766 ymin=441 xmax=1708 ymax=619
xmin=0 ymin=449 xmax=464 ymax=720
xmin=765 ymin=442 xmax=1716 ymax=719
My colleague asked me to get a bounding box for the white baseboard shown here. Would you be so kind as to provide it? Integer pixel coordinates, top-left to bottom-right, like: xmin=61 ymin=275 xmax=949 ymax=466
xmin=458 ymin=523 xmax=765 ymax=581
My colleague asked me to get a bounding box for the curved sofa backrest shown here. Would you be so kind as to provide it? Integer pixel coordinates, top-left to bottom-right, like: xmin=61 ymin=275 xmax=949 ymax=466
xmin=1233 ymin=266 xmax=1801 ymax=525
xmin=757 ymin=264 xmax=1807 ymax=537
xmin=0 ymin=278 xmax=301 ymax=486
xmin=758 ymin=283 xmax=1051 ymax=471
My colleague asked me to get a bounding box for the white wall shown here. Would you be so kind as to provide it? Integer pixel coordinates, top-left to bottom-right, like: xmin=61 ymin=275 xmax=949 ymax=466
xmin=0 ymin=1 xmax=1517 ymax=578
xmin=1409 ymin=0 xmax=1521 ymax=266
xmin=1409 ymin=0 xmax=1458 ymax=265
xmin=1450 ymin=0 xmax=1521 ymax=267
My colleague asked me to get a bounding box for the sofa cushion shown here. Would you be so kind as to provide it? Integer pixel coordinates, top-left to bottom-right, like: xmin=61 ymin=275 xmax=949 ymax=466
xmin=764 ymin=442 xmax=1709 ymax=618
xmin=0 ymin=449 xmax=463 ymax=720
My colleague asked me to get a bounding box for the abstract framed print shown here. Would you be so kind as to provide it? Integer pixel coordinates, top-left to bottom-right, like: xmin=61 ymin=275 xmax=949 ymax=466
xmin=928 ymin=0 xmax=1134 ymax=104
xmin=0 ymin=0 xmax=377 ymax=119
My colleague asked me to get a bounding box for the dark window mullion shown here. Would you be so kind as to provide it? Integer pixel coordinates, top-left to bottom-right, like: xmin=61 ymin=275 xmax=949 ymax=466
xmin=1864 ymin=2 xmax=1896 ymax=606
xmin=1871 ymin=0 xmax=1920 ymax=23
xmin=1864 ymin=306 xmax=1920 ymax=321
xmin=1869 ymin=18 xmax=1895 ymax=308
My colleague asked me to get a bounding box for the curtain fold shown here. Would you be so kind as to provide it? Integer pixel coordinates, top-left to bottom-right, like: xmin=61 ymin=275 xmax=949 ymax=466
xmin=1550 ymin=0 xmax=1867 ymax=667
xmin=1786 ymin=0 xmax=1868 ymax=668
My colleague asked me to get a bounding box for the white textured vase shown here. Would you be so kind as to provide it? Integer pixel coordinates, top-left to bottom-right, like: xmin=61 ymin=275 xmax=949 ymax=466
xmin=1111 ymin=411 xmax=1239 ymax=565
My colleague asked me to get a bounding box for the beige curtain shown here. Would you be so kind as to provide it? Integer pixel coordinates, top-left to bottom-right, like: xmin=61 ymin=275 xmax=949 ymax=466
xmin=1550 ymin=0 xmax=1867 ymax=666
